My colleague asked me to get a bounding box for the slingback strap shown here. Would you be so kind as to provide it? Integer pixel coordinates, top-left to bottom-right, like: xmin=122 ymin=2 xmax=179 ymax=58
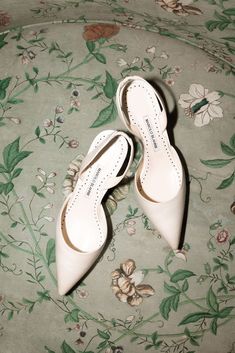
xmin=78 ymin=130 xmax=134 ymax=188
xmin=117 ymin=76 xmax=167 ymax=135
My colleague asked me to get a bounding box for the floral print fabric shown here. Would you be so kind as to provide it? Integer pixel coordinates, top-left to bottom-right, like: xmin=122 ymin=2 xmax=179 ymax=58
xmin=0 ymin=1 xmax=235 ymax=353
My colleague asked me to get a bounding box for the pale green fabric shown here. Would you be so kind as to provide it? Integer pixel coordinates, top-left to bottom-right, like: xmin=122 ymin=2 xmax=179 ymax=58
xmin=0 ymin=1 xmax=235 ymax=353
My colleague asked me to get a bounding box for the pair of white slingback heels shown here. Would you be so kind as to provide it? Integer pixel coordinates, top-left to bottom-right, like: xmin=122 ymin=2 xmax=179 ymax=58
xmin=56 ymin=76 xmax=186 ymax=295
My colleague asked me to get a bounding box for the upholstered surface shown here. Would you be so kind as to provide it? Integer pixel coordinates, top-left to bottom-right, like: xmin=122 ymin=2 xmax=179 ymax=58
xmin=0 ymin=1 xmax=235 ymax=353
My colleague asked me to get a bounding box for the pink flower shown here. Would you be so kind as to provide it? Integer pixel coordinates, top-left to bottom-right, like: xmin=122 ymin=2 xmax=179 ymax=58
xmin=216 ymin=229 xmax=229 ymax=244
xmin=68 ymin=139 xmax=79 ymax=148
xmin=0 ymin=11 xmax=11 ymax=27
xmin=70 ymin=98 xmax=80 ymax=109
xmin=21 ymin=55 xmax=30 ymax=65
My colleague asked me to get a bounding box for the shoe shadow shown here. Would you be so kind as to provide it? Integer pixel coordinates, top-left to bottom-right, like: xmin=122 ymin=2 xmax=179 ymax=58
xmin=148 ymin=77 xmax=190 ymax=250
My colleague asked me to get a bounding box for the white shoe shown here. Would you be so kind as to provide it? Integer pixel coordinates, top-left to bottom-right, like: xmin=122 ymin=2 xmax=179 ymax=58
xmin=116 ymin=76 xmax=186 ymax=251
xmin=56 ymin=130 xmax=134 ymax=295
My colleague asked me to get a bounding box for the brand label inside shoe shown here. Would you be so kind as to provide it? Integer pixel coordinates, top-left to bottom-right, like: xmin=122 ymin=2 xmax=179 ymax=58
xmin=144 ymin=117 xmax=158 ymax=151
xmin=86 ymin=167 xmax=102 ymax=197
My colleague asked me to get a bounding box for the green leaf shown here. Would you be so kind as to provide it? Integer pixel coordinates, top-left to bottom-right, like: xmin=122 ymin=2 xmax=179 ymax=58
xmin=159 ymin=296 xmax=172 ymax=320
xmin=86 ymin=41 xmax=95 ymax=53
xmin=7 ymin=310 xmax=14 ymax=320
xmin=222 ymin=37 xmax=235 ymax=43
xmin=33 ymin=67 xmax=39 ymax=75
xmin=204 ymin=262 xmax=211 ymax=275
xmin=0 ymin=33 xmax=8 ymax=49
xmin=200 ymin=158 xmax=234 ymax=168
xmin=221 ymin=142 xmax=235 ymax=156
xmin=31 ymin=185 xmax=38 ymax=194
xmin=4 ymin=182 xmax=14 ymax=195
xmin=206 ymin=287 xmax=219 ymax=312
xmin=0 ymin=77 xmax=11 ymax=100
xmin=0 ymin=163 xmax=7 ymax=172
xmin=35 ymin=126 xmax=40 ymax=137
xmin=97 ymin=329 xmax=110 ymax=340
xmin=93 ymin=53 xmax=106 ymax=64
xmin=2 ymin=137 xmax=32 ymax=172
xmin=170 ymin=269 xmax=196 ymax=283
xmin=3 ymin=137 xmax=20 ymax=170
xmin=90 ymin=101 xmax=117 ymax=128
xmin=39 ymin=137 xmax=46 ymax=144
xmin=230 ymin=134 xmax=235 ymax=149
xmin=179 ymin=312 xmax=214 ymax=325
xmin=218 ymin=306 xmax=234 ymax=318
xmin=145 ymin=344 xmax=154 ymax=350
xmin=11 ymin=221 xmax=18 ymax=228
xmin=46 ymin=238 xmax=55 ymax=266
xmin=210 ymin=318 xmax=218 ymax=335
xmin=8 ymin=151 xmax=32 ymax=172
xmin=44 ymin=346 xmax=56 ymax=353
xmin=103 ymin=71 xmax=117 ymax=99
xmin=223 ymin=8 xmax=235 ymax=16
xmin=217 ymin=172 xmax=234 ymax=189
xmin=151 ymin=331 xmax=158 ymax=344
xmin=7 ymin=98 xmax=24 ymax=104
xmin=172 ymin=293 xmax=180 ymax=311
xmin=64 ymin=309 xmax=80 ymax=323
xmin=11 ymin=168 xmax=22 ymax=179
xmin=164 ymin=282 xmax=180 ymax=294
xmin=182 ymin=279 xmax=189 ymax=292
xmin=37 ymin=290 xmax=50 ymax=302
xmin=0 ymin=250 xmax=9 ymax=258
xmin=61 ymin=341 xmax=76 ymax=353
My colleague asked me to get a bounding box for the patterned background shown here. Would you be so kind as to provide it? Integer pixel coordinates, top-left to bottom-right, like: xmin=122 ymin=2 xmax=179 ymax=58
xmin=0 ymin=1 xmax=235 ymax=353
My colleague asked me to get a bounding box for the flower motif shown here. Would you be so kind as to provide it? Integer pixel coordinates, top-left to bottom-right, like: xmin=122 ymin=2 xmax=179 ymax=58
xmin=125 ymin=220 xmax=136 ymax=236
xmin=160 ymin=51 xmax=169 ymax=59
xmin=146 ymin=46 xmax=156 ymax=54
xmin=21 ymin=55 xmax=31 ymax=65
xmin=178 ymin=84 xmax=223 ymax=127
xmin=70 ymin=97 xmax=80 ymax=109
xmin=77 ymin=289 xmax=89 ymax=299
xmin=55 ymin=105 xmax=64 ymax=114
xmin=155 ymin=0 xmax=202 ymax=16
xmin=68 ymin=139 xmax=79 ymax=148
xmin=43 ymin=119 xmax=53 ymax=128
xmin=216 ymin=229 xmax=229 ymax=244
xmin=0 ymin=11 xmax=11 ymax=27
xmin=83 ymin=23 xmax=120 ymax=41
xmin=117 ymin=58 xmax=127 ymax=67
xmin=111 ymin=259 xmax=155 ymax=306
xmin=165 ymin=78 xmax=175 ymax=87
xmin=9 ymin=117 xmax=21 ymax=125
xmin=231 ymin=201 xmax=235 ymax=215
xmin=62 ymin=155 xmax=129 ymax=214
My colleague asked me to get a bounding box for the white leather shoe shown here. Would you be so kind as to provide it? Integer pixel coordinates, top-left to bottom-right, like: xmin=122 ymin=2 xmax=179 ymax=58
xmin=116 ymin=76 xmax=186 ymax=251
xmin=56 ymin=130 xmax=134 ymax=295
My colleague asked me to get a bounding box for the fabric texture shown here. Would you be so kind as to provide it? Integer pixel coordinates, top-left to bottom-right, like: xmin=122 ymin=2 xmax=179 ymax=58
xmin=0 ymin=1 xmax=234 ymax=352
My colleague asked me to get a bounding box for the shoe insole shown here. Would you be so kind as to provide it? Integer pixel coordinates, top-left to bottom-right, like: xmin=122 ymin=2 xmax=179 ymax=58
xmin=64 ymin=132 xmax=128 ymax=253
xmin=125 ymin=79 xmax=182 ymax=203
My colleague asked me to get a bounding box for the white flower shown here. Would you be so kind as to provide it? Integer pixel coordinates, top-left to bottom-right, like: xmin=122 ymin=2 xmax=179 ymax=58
xmin=36 ymin=174 xmax=44 ymax=183
xmin=9 ymin=117 xmax=21 ymax=124
xmin=178 ymin=83 xmax=223 ymax=127
xmin=48 ymin=172 xmax=56 ymax=178
xmin=43 ymin=119 xmax=53 ymax=128
xmin=146 ymin=46 xmax=156 ymax=54
xmin=160 ymin=51 xmax=169 ymax=59
xmin=117 ymin=58 xmax=127 ymax=67
xmin=55 ymin=105 xmax=64 ymax=114
xmin=46 ymin=186 xmax=55 ymax=194
xmin=43 ymin=203 xmax=53 ymax=209
xmin=132 ymin=57 xmax=140 ymax=64
xmin=165 ymin=79 xmax=174 ymax=87
xmin=43 ymin=216 xmax=54 ymax=222
xmin=37 ymin=168 xmax=46 ymax=176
